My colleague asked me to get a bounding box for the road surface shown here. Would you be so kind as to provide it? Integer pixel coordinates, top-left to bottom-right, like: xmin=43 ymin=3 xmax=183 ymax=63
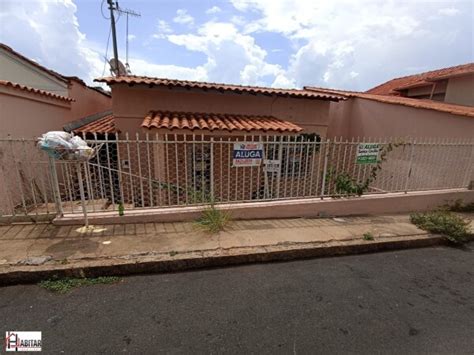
xmin=1 ymin=244 xmax=473 ymax=354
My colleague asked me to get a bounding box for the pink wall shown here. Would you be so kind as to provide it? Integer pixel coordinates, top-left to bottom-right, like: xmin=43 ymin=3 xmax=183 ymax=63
xmin=68 ymin=80 xmax=111 ymax=120
xmin=0 ymin=88 xmax=71 ymax=137
xmin=327 ymin=97 xmax=474 ymax=139
xmin=111 ymin=85 xmax=331 ymax=136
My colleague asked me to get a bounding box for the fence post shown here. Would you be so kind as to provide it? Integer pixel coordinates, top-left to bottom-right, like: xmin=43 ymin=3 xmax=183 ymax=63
xmin=464 ymin=139 xmax=474 ymax=189
xmin=404 ymin=138 xmax=416 ymax=194
xmin=48 ymin=156 xmax=63 ymax=217
xmin=76 ymin=162 xmax=89 ymax=227
xmin=210 ymin=137 xmax=214 ymax=202
xmin=320 ymin=138 xmax=330 ymax=199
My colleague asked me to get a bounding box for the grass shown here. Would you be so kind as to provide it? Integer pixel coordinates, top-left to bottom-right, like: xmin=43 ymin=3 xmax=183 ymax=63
xmin=39 ymin=276 xmax=121 ymax=293
xmin=410 ymin=210 xmax=471 ymax=244
xmin=363 ymin=232 xmax=375 ymax=241
xmin=195 ymin=204 xmax=230 ymax=233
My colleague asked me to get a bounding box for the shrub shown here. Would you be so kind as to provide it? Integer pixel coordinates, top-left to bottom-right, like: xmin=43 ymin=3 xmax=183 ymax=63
xmin=410 ymin=210 xmax=471 ymax=244
xmin=195 ymin=204 xmax=230 ymax=233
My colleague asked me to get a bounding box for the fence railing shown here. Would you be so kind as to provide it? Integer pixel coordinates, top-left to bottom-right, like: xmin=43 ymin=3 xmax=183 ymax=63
xmin=1 ymin=134 xmax=473 ymax=218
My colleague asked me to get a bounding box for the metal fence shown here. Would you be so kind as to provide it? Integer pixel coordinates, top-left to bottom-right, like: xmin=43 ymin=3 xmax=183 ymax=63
xmin=1 ymin=134 xmax=473 ymax=218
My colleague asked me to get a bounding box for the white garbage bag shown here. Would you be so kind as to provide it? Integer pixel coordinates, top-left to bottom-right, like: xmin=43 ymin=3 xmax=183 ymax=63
xmin=38 ymin=131 xmax=94 ymax=160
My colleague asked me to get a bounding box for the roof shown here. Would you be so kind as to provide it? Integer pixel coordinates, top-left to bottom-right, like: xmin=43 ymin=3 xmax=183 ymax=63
xmin=305 ymin=86 xmax=474 ymax=118
xmin=366 ymin=63 xmax=474 ymax=96
xmin=0 ymin=80 xmax=73 ymax=102
xmin=1 ymin=43 xmax=111 ymax=98
xmin=95 ymin=75 xmax=345 ymax=101
xmin=142 ymin=111 xmax=303 ymax=133
xmin=0 ymin=43 xmax=68 ymax=83
xmin=63 ymin=110 xmax=118 ymax=134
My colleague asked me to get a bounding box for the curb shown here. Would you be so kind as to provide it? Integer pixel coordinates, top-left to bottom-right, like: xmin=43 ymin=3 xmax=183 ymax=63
xmin=0 ymin=234 xmax=448 ymax=286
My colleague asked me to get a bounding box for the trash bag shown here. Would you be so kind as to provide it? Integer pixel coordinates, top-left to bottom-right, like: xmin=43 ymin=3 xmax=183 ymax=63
xmin=38 ymin=131 xmax=94 ymax=160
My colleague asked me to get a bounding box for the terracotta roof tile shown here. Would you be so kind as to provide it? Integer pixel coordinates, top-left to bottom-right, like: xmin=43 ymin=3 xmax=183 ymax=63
xmin=73 ymin=114 xmax=117 ymax=134
xmin=142 ymin=111 xmax=303 ymax=133
xmin=366 ymin=63 xmax=474 ymax=95
xmin=95 ymin=75 xmax=345 ymax=101
xmin=0 ymin=80 xmax=73 ymax=102
xmin=64 ymin=111 xmax=118 ymax=134
xmin=305 ymin=86 xmax=474 ymax=118
xmin=1 ymin=43 xmax=68 ymax=83
xmin=1 ymin=43 xmax=111 ymax=97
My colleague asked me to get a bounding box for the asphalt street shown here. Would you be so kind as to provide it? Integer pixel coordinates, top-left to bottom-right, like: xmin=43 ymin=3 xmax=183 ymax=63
xmin=1 ymin=244 xmax=473 ymax=354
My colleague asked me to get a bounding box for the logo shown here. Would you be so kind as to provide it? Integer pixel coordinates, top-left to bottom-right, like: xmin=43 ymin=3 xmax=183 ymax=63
xmin=5 ymin=332 xmax=42 ymax=352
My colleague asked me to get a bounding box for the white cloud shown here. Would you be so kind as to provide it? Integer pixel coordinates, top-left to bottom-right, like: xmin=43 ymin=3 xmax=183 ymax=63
xmin=127 ymin=34 xmax=136 ymax=41
xmin=206 ymin=6 xmax=221 ymax=15
xmin=173 ymin=9 xmax=194 ymax=26
xmin=438 ymin=7 xmax=460 ymax=16
xmin=127 ymin=58 xmax=207 ymax=81
xmin=167 ymin=21 xmax=284 ymax=86
xmin=153 ymin=19 xmax=173 ymax=39
xmin=0 ymin=0 xmax=103 ymax=84
xmin=229 ymin=0 xmax=471 ymax=90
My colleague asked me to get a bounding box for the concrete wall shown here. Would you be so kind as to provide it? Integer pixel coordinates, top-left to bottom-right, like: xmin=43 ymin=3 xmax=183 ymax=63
xmin=0 ymin=86 xmax=71 ymax=137
xmin=111 ymin=85 xmax=331 ymax=137
xmin=0 ymin=48 xmax=68 ymax=97
xmin=327 ymin=97 xmax=474 ymax=139
xmin=445 ymin=74 xmax=474 ymax=106
xmin=68 ymin=80 xmax=112 ymax=120
xmin=54 ymin=189 xmax=474 ymax=224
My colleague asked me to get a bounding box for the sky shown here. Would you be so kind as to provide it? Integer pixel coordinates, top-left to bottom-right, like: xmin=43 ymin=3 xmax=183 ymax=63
xmin=0 ymin=0 xmax=472 ymax=91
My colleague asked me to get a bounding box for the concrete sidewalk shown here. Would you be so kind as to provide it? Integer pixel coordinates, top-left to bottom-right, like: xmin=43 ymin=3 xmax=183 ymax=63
xmin=1 ymin=214 xmax=472 ymax=284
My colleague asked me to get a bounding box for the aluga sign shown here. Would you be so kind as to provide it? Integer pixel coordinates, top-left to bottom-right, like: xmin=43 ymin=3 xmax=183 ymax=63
xmin=233 ymin=142 xmax=263 ymax=167
xmin=356 ymin=143 xmax=380 ymax=164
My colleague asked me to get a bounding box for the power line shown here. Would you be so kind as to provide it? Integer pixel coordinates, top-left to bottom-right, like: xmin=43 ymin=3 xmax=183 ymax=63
xmin=102 ymin=25 xmax=112 ymax=76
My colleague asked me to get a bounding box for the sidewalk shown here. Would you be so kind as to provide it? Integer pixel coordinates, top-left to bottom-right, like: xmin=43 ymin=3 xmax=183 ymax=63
xmin=1 ymin=214 xmax=472 ymax=284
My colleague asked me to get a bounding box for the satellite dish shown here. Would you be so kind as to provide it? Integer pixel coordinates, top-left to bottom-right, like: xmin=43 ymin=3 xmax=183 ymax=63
xmin=109 ymin=58 xmax=129 ymax=76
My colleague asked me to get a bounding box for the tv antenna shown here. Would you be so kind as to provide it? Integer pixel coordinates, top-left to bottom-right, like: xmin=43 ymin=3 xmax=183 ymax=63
xmin=106 ymin=0 xmax=140 ymax=76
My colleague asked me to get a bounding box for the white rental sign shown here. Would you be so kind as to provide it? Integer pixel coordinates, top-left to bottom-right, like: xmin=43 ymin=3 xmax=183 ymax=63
xmin=233 ymin=142 xmax=263 ymax=167
xmin=263 ymin=159 xmax=281 ymax=173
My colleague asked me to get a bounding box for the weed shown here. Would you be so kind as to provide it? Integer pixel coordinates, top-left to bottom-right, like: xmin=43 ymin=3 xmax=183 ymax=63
xmin=39 ymin=276 xmax=121 ymax=293
xmin=410 ymin=210 xmax=471 ymax=244
xmin=169 ymin=251 xmax=179 ymax=257
xmin=118 ymin=202 xmax=125 ymax=216
xmin=195 ymin=204 xmax=230 ymax=233
xmin=363 ymin=232 xmax=374 ymax=241
xmin=446 ymin=200 xmax=474 ymax=213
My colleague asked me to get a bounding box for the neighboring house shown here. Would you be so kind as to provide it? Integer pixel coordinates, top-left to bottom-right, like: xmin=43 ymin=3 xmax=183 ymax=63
xmin=366 ymin=63 xmax=474 ymax=106
xmin=0 ymin=43 xmax=111 ymax=137
xmin=306 ymin=64 xmax=474 ymax=139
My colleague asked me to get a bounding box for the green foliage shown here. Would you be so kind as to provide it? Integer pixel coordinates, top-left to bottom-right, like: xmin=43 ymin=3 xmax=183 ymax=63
xmin=326 ymin=141 xmax=406 ymax=197
xmin=363 ymin=232 xmax=374 ymax=241
xmin=446 ymin=200 xmax=474 ymax=213
xmin=195 ymin=204 xmax=230 ymax=233
xmin=118 ymin=202 xmax=125 ymax=216
xmin=169 ymin=251 xmax=179 ymax=257
xmin=334 ymin=172 xmax=368 ymax=196
xmin=39 ymin=276 xmax=121 ymax=293
xmin=410 ymin=210 xmax=471 ymax=244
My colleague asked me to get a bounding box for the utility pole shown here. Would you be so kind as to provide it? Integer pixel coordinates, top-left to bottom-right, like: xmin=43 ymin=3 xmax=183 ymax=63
xmin=107 ymin=0 xmax=119 ymax=74
xmin=106 ymin=0 xmax=140 ymax=76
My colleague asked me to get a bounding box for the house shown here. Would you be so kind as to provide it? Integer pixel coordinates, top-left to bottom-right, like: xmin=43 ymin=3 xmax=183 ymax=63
xmin=306 ymin=64 xmax=474 ymax=139
xmin=0 ymin=44 xmax=112 ymax=217
xmin=366 ymin=63 xmax=474 ymax=106
xmin=0 ymin=43 xmax=112 ymax=137
xmin=90 ymin=75 xmax=345 ymax=205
